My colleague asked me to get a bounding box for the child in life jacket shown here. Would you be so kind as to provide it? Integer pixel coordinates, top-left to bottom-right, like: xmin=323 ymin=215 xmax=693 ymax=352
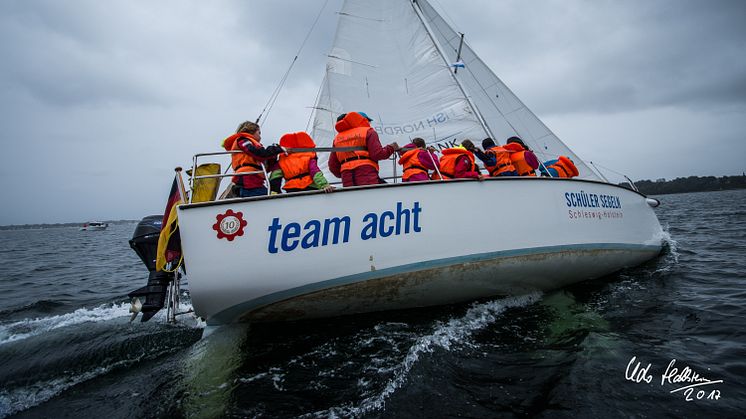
xmin=438 ymin=140 xmax=485 ymax=180
xmin=503 ymin=136 xmax=539 ymax=176
xmin=473 ymin=138 xmax=518 ymax=177
xmin=539 ymin=156 xmax=580 ymax=178
xmin=270 ymin=132 xmax=335 ymax=193
xmin=221 ymin=121 xmax=285 ymax=197
xmin=397 ymin=137 xmax=440 ymax=182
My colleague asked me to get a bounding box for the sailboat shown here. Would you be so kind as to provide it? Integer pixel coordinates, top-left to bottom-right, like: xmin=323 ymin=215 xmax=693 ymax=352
xmin=161 ymin=0 xmax=663 ymax=326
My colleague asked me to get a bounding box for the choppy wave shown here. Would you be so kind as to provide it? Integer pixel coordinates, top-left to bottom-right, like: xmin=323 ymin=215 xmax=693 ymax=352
xmin=0 ymin=296 xmax=201 ymax=346
xmin=311 ymin=293 xmax=541 ymax=417
xmin=0 ymin=295 xmax=203 ymax=418
xmin=0 ymin=302 xmax=133 ymax=346
xmin=0 ymin=341 xmax=184 ymax=418
xmin=659 ymin=227 xmax=679 ymax=263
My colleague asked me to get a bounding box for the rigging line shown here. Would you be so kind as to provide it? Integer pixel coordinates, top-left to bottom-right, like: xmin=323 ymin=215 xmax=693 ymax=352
xmin=589 ymin=161 xmax=633 ymax=178
xmin=255 ymin=0 xmax=331 ymax=125
xmin=423 ymin=4 xmax=586 ymax=172
xmin=455 ymin=41 xmax=562 ymax=181
xmin=411 ymin=1 xmax=496 ymax=142
xmin=337 ymin=12 xmax=385 ymax=22
xmin=259 ymin=64 xmax=294 ymax=124
xmin=459 ymin=44 xmax=591 ymax=175
xmin=430 ymin=0 xmax=463 ymax=35
xmin=306 ymin=73 xmax=326 ymax=132
xmin=420 ymin=5 xmax=555 ymax=178
xmin=327 ymin=55 xmax=378 ymax=68
xmin=589 ymin=161 xmax=611 ymax=183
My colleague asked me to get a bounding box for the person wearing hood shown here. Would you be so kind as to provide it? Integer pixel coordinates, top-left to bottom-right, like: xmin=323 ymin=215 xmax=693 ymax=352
xmin=397 ymin=137 xmax=440 ymax=182
xmin=328 ymin=112 xmax=399 ymax=187
xmin=473 ymin=138 xmax=518 ymax=177
xmin=503 ymin=136 xmax=539 ymax=176
xmin=270 ymin=131 xmax=335 ymax=193
xmin=438 ymin=140 xmax=485 ymax=180
xmin=221 ymin=121 xmax=285 ymax=197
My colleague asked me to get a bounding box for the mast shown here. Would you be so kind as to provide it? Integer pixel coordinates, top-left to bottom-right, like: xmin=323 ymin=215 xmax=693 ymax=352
xmin=410 ymin=0 xmax=497 ymax=142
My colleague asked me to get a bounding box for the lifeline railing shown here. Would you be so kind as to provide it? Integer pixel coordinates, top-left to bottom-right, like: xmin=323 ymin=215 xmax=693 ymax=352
xmin=188 ymin=147 xmax=368 ymax=204
xmin=186 ymin=145 xmax=560 ymax=204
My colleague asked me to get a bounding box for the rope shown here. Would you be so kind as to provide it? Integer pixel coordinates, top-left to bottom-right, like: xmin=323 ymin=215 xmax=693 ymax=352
xmin=256 ymin=0 xmax=330 ymax=126
xmin=589 ymin=161 xmax=637 ymax=189
xmin=306 ymin=73 xmax=326 ymax=132
xmin=590 ymin=161 xmax=631 ymax=177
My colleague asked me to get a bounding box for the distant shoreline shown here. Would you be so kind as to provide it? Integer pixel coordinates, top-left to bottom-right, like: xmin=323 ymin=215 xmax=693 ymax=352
xmin=2 ymin=175 xmax=744 ymax=228
xmin=0 ymin=220 xmax=138 ymax=231
xmin=624 ymin=174 xmax=746 ymax=196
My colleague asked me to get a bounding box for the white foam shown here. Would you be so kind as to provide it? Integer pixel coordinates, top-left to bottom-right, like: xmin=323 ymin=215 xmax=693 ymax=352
xmin=313 ymin=293 xmax=541 ymax=417
xmin=0 ymin=366 xmax=111 ymax=418
xmin=0 ymin=345 xmax=178 ymax=418
xmin=0 ymin=302 xmax=132 ymax=346
xmin=660 ymin=228 xmax=679 ymax=263
xmin=0 ymin=296 xmax=203 ymax=346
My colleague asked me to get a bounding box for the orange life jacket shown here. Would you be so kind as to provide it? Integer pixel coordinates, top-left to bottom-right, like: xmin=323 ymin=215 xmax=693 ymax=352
xmin=439 ymin=148 xmax=475 ymax=179
xmin=278 ymin=132 xmax=317 ymax=190
xmin=398 ymin=148 xmax=430 ymax=181
xmin=333 ymin=112 xmax=378 ymax=172
xmin=547 ymin=156 xmax=579 ymax=178
xmin=503 ymin=142 xmax=536 ymax=177
xmin=485 ymin=145 xmax=516 ymax=176
xmin=225 ymin=133 xmax=264 ymax=179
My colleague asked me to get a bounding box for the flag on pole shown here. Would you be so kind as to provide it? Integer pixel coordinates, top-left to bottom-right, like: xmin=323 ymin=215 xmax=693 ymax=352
xmin=156 ymin=175 xmax=183 ymax=271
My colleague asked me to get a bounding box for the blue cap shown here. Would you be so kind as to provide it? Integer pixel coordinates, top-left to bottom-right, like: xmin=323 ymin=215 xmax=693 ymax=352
xmin=357 ymin=111 xmax=373 ymax=122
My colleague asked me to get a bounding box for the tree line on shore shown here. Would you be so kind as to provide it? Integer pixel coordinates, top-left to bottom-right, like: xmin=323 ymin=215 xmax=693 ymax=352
xmin=622 ymin=174 xmax=746 ymax=195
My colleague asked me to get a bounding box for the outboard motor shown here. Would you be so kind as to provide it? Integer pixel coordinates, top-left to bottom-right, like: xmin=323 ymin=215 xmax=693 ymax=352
xmin=128 ymin=215 xmax=174 ymax=322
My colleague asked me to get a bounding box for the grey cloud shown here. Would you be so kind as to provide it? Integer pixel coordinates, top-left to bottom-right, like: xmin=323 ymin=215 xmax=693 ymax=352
xmin=453 ymin=0 xmax=746 ymax=115
xmin=1 ymin=0 xmax=745 ymax=224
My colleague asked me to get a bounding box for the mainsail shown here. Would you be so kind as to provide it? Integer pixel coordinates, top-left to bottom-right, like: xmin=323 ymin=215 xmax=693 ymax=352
xmin=311 ymin=0 xmax=600 ymax=180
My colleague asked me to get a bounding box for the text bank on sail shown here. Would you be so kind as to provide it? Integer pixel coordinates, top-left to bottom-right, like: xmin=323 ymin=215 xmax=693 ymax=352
xmin=172 ymin=0 xmax=664 ymax=325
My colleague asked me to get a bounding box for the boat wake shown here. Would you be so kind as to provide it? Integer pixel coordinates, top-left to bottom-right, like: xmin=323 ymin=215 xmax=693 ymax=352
xmin=659 ymin=227 xmax=679 ymax=264
xmin=296 ymin=293 xmax=540 ymax=417
xmin=0 ymin=345 xmax=175 ymax=418
xmin=0 ymin=295 xmax=202 ymax=347
xmin=0 ymin=302 xmax=133 ymax=346
xmin=0 ymin=295 xmax=204 ymax=418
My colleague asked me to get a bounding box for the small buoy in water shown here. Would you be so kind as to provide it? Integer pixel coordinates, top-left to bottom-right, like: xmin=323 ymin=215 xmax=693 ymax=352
xmin=646 ymin=198 xmax=660 ymax=208
xmin=129 ymin=297 xmax=142 ymax=322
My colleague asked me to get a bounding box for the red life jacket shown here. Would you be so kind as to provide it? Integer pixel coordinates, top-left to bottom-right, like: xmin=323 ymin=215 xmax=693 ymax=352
xmin=225 ymin=133 xmax=264 ymax=179
xmin=485 ymin=145 xmax=516 ymax=176
xmin=398 ymin=148 xmax=430 ymax=181
xmin=278 ymin=132 xmax=317 ymax=190
xmin=503 ymin=142 xmax=536 ymax=176
xmin=439 ymin=147 xmax=475 ymax=179
xmin=333 ymin=112 xmax=378 ymax=172
xmin=548 ymin=156 xmax=579 ymax=178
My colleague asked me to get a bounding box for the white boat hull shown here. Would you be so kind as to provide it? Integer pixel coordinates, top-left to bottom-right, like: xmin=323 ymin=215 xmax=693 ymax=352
xmin=81 ymin=225 xmax=107 ymax=231
xmin=177 ymin=178 xmax=663 ymax=325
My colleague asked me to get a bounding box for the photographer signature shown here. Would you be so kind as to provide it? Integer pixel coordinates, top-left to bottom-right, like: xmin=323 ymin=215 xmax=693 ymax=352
xmin=625 ymin=356 xmax=723 ymax=401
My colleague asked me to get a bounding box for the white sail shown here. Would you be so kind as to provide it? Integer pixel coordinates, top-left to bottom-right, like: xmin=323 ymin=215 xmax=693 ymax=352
xmin=311 ymin=0 xmax=600 ymax=180
xmin=312 ymin=0 xmax=488 ymax=180
xmin=415 ymin=0 xmax=599 ymax=180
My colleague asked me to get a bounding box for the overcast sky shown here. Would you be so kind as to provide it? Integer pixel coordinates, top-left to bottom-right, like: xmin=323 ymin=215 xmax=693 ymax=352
xmin=1 ymin=0 xmax=745 ymax=225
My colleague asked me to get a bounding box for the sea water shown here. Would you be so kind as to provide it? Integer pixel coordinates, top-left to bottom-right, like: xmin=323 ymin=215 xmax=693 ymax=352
xmin=0 ymin=190 xmax=744 ymax=417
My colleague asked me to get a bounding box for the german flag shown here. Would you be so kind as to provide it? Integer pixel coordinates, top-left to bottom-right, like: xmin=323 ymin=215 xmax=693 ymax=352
xmin=156 ymin=175 xmax=183 ymax=271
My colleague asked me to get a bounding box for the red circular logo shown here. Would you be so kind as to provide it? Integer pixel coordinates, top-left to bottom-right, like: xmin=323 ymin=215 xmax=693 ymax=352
xmin=213 ymin=209 xmax=247 ymax=241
